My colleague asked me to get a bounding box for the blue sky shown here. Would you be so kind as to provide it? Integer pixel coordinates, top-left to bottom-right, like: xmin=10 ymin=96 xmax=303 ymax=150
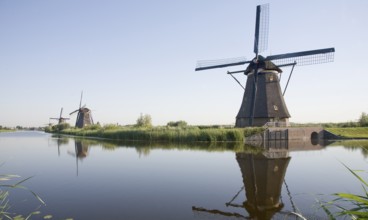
xmin=1 ymin=0 xmax=367 ymax=127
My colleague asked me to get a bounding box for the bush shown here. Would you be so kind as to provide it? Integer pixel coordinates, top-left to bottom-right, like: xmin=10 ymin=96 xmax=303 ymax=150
xmin=103 ymin=124 xmax=120 ymax=130
xmin=44 ymin=126 xmax=52 ymax=133
xmin=136 ymin=114 xmax=152 ymax=128
xmin=85 ymin=124 xmax=102 ymax=130
xmin=52 ymin=123 xmax=70 ymax=132
xmin=167 ymin=120 xmax=188 ymax=127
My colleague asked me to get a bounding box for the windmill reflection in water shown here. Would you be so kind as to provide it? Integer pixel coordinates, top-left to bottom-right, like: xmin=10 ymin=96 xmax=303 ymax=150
xmin=51 ymin=135 xmax=89 ymax=176
xmin=192 ymin=139 xmax=329 ymax=220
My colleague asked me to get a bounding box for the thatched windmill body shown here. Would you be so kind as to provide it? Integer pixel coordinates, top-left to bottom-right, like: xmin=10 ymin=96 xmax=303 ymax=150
xmin=50 ymin=108 xmax=70 ymax=124
xmin=70 ymin=92 xmax=93 ymax=128
xmin=195 ymin=4 xmax=335 ymax=127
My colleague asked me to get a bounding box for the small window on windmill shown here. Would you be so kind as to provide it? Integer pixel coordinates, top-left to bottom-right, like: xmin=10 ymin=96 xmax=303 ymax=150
xmin=273 ymin=105 xmax=278 ymax=111
xmin=269 ymin=75 xmax=274 ymax=82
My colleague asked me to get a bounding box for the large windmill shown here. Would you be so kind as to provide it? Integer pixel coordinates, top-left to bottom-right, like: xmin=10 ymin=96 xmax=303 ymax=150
xmin=50 ymin=108 xmax=70 ymax=124
xmin=69 ymin=92 xmax=94 ymax=128
xmin=195 ymin=4 xmax=335 ymax=127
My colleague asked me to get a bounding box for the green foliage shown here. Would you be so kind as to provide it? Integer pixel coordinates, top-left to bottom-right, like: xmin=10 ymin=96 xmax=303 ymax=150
xmin=136 ymin=114 xmax=152 ymax=128
xmin=167 ymin=120 xmax=188 ymax=127
xmin=325 ymin=127 xmax=368 ymax=139
xmin=316 ymin=112 xmax=368 ymax=128
xmin=0 ymin=172 xmax=47 ymax=220
xmin=84 ymin=124 xmax=101 ymax=130
xmin=51 ymin=123 xmax=70 ymax=132
xmin=103 ymin=124 xmax=121 ymax=130
xmin=319 ymin=164 xmax=368 ymax=219
xmin=57 ymin=126 xmax=264 ymax=144
xmin=359 ymin=112 xmax=368 ymax=127
xmin=0 ymin=126 xmax=13 ymax=132
xmin=44 ymin=126 xmax=53 ymax=133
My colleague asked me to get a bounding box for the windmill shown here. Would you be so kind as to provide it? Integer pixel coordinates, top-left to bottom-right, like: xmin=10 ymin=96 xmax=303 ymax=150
xmin=195 ymin=4 xmax=335 ymax=127
xmin=50 ymin=108 xmax=70 ymax=124
xmin=69 ymin=92 xmax=94 ymax=128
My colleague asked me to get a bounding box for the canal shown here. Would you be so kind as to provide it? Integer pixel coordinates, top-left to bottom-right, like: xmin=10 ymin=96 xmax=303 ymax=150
xmin=0 ymin=131 xmax=367 ymax=219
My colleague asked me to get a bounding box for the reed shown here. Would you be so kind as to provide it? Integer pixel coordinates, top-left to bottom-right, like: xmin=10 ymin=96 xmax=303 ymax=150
xmin=57 ymin=126 xmax=264 ymax=143
xmin=319 ymin=163 xmax=368 ymax=219
xmin=0 ymin=172 xmax=46 ymax=220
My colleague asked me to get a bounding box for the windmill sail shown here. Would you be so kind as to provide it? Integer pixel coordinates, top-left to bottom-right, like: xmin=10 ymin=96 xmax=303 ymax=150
xmin=194 ymin=3 xmax=335 ymax=127
xmin=70 ymin=92 xmax=93 ymax=128
xmin=195 ymin=57 xmax=250 ymax=71
xmin=254 ymin=4 xmax=269 ymax=55
xmin=266 ymin=48 xmax=335 ymax=66
xmin=50 ymin=107 xmax=69 ymax=124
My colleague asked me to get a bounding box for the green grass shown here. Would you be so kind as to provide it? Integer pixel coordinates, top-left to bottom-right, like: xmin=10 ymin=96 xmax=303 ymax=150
xmin=52 ymin=126 xmax=368 ymax=142
xmin=325 ymin=127 xmax=368 ymax=139
xmin=54 ymin=126 xmax=264 ymax=143
xmin=0 ymin=129 xmax=14 ymax=133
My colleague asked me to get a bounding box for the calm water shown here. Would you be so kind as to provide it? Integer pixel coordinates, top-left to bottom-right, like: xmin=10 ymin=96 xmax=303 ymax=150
xmin=0 ymin=131 xmax=367 ymax=220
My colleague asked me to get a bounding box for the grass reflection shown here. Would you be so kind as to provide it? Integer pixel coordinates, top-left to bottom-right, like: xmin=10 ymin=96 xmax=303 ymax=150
xmin=330 ymin=140 xmax=368 ymax=158
xmin=53 ymin=134 xmax=264 ymax=155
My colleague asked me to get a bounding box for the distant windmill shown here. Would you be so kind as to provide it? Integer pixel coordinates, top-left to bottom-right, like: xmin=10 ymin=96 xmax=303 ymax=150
xmin=195 ymin=4 xmax=335 ymax=127
xmin=69 ymin=92 xmax=94 ymax=128
xmin=50 ymin=108 xmax=70 ymax=124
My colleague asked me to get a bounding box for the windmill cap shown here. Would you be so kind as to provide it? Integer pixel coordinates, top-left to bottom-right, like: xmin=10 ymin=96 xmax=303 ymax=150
xmin=245 ymin=57 xmax=282 ymax=75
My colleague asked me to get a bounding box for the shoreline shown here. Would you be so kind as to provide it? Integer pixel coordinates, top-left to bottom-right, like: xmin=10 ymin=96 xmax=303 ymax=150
xmin=46 ymin=126 xmax=368 ymax=142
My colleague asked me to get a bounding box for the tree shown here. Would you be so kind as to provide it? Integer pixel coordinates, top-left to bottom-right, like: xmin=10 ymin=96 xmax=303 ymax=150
xmin=136 ymin=114 xmax=152 ymax=128
xmin=359 ymin=112 xmax=368 ymax=127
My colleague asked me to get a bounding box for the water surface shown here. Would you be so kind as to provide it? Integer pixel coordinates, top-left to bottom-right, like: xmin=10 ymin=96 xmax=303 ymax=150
xmin=0 ymin=131 xmax=367 ymax=219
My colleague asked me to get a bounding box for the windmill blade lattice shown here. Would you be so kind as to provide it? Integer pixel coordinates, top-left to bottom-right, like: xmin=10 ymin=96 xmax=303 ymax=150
xmin=59 ymin=108 xmax=63 ymax=118
xmin=79 ymin=91 xmax=83 ymax=109
xmin=254 ymin=3 xmax=269 ymax=54
xmin=195 ymin=57 xmax=250 ymax=71
xmin=266 ymin=48 xmax=335 ymax=66
xmin=70 ymin=109 xmax=79 ymax=115
xmin=194 ymin=3 xmax=335 ymax=127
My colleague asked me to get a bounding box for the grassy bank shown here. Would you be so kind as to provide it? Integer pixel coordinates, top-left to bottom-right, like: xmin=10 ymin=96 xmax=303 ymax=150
xmin=54 ymin=126 xmax=264 ymax=143
xmin=50 ymin=125 xmax=368 ymax=142
xmin=325 ymin=127 xmax=368 ymax=139
xmin=0 ymin=129 xmax=14 ymax=132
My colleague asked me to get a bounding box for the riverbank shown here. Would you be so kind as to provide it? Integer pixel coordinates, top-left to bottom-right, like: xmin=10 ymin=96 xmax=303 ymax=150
xmin=325 ymin=127 xmax=368 ymax=139
xmin=51 ymin=126 xmax=264 ymax=143
xmin=48 ymin=125 xmax=368 ymax=142
xmin=0 ymin=129 xmax=14 ymax=133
